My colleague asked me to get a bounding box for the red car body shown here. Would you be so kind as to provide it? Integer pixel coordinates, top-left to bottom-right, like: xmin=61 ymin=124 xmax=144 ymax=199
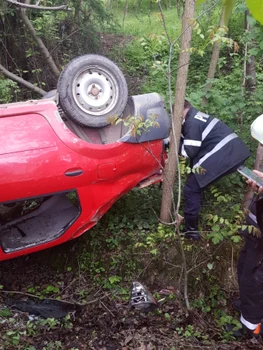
xmin=0 ymin=96 xmax=169 ymax=261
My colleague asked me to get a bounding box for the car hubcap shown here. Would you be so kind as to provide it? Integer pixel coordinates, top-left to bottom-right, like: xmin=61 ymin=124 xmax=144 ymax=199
xmin=72 ymin=66 xmax=119 ymax=117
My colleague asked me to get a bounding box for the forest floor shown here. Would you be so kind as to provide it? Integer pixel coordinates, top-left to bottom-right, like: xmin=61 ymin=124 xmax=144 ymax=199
xmin=0 ymin=242 xmax=263 ymax=350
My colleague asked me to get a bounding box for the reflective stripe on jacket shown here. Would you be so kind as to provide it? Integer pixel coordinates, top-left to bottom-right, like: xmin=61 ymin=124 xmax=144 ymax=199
xmin=181 ymin=108 xmax=251 ymax=188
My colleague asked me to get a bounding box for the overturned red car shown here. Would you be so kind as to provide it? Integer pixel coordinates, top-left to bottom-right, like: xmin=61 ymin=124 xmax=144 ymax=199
xmin=0 ymin=55 xmax=170 ymax=261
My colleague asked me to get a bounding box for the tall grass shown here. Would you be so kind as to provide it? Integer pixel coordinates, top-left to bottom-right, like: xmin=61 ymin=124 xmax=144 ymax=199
xmin=120 ymin=9 xmax=180 ymax=36
xmin=109 ymin=0 xmax=180 ymax=37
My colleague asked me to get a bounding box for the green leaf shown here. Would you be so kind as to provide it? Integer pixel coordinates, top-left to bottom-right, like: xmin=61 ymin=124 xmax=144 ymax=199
xmin=204 ymin=305 xmax=211 ymax=312
xmin=213 ymin=215 xmax=218 ymax=223
xmin=249 ymin=47 xmax=260 ymax=56
xmin=207 ymin=263 xmax=214 ymax=270
xmin=151 ymin=248 xmax=158 ymax=255
xmin=164 ymin=312 xmax=171 ymax=320
xmin=212 ymin=236 xmax=221 ymax=244
xmin=246 ymin=0 xmax=263 ymax=25
xmin=108 ymin=276 xmax=121 ymax=284
xmin=0 ymin=308 xmax=12 ymax=317
xmin=212 ymin=225 xmax=220 ymax=232
xmin=12 ymin=335 xmax=20 ymax=345
xmin=231 ymin=235 xmax=241 ymax=243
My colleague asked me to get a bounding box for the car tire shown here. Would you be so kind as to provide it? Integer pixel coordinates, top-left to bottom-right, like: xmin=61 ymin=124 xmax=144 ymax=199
xmin=57 ymin=54 xmax=128 ymax=128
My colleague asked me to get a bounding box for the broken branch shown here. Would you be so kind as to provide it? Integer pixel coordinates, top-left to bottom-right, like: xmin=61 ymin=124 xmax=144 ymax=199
xmin=6 ymin=0 xmax=71 ymax=11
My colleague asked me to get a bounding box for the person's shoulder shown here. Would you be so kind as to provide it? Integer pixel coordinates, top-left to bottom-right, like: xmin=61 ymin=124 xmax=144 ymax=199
xmin=185 ymin=107 xmax=198 ymax=120
xmin=185 ymin=108 xmax=211 ymax=124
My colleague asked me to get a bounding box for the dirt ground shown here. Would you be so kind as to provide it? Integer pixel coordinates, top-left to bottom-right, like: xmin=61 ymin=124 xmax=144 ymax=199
xmin=0 ymin=241 xmax=263 ymax=350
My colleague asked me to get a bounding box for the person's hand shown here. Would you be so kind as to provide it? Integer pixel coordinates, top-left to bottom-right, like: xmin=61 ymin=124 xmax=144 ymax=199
xmin=247 ymin=170 xmax=263 ymax=194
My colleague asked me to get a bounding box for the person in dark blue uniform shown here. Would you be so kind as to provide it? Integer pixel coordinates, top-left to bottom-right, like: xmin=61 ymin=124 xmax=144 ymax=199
xmin=181 ymin=100 xmax=250 ymax=239
xmin=236 ymin=115 xmax=263 ymax=337
xmin=227 ymin=192 xmax=263 ymax=339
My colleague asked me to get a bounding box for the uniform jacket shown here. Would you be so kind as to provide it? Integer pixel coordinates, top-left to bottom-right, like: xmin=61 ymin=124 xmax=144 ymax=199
xmin=181 ymin=107 xmax=251 ymax=188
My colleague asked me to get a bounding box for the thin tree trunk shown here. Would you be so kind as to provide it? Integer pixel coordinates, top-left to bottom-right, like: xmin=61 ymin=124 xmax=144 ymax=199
xmin=254 ymin=145 xmax=263 ymax=172
xmin=176 ymin=0 xmax=182 ymax=18
xmin=160 ymin=0 xmax=196 ymax=223
xmin=18 ymin=8 xmax=60 ymax=78
xmin=245 ymin=55 xmax=256 ymax=93
xmin=0 ymin=63 xmax=46 ymax=95
xmin=242 ymin=10 xmax=258 ymax=209
xmin=243 ymin=145 xmax=263 ymax=210
xmin=201 ymin=8 xmax=225 ymax=107
xmin=244 ymin=11 xmax=256 ymax=94
xmin=122 ymin=0 xmax=129 ymax=27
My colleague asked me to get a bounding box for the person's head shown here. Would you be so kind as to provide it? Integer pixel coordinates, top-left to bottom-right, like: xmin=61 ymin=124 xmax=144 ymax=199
xmin=183 ymin=99 xmax=192 ymax=118
xmin=172 ymin=100 xmax=192 ymax=118
xmin=184 ymin=99 xmax=192 ymax=110
xmin=251 ymin=115 xmax=263 ymax=144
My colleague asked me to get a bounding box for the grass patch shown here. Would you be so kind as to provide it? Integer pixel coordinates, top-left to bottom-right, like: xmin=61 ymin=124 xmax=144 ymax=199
xmin=112 ymin=5 xmax=180 ymax=37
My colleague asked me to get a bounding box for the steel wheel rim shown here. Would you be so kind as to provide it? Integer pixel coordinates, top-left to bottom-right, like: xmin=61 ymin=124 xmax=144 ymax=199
xmin=72 ymin=66 xmax=119 ymax=117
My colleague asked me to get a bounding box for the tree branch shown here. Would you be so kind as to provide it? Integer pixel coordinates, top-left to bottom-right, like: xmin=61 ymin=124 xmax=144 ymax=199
xmin=0 ymin=64 xmax=46 ymax=95
xmin=6 ymin=0 xmax=71 ymax=11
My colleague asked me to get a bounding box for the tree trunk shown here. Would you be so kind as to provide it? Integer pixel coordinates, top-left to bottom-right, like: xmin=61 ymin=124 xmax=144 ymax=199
xmin=18 ymin=8 xmax=60 ymax=78
xmin=176 ymin=0 xmax=182 ymax=18
xmin=242 ymin=10 xmax=258 ymax=209
xmin=244 ymin=11 xmax=256 ymax=94
xmin=245 ymin=55 xmax=256 ymax=93
xmin=201 ymin=8 xmax=225 ymax=107
xmin=160 ymin=0 xmax=196 ymax=222
xmin=122 ymin=0 xmax=129 ymax=27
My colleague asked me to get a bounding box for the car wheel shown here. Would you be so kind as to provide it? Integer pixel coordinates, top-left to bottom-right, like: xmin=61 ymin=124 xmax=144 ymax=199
xmin=57 ymin=54 xmax=128 ymax=128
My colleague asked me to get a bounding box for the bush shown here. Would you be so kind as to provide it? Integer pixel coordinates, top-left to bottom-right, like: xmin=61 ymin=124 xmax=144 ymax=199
xmin=0 ymin=78 xmax=19 ymax=103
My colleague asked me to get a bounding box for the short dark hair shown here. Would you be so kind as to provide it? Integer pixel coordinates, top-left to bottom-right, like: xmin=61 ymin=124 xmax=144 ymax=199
xmin=184 ymin=99 xmax=192 ymax=109
xmin=171 ymin=99 xmax=192 ymax=112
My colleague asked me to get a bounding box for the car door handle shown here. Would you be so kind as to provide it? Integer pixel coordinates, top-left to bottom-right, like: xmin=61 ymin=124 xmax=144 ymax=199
xmin=64 ymin=169 xmax=83 ymax=177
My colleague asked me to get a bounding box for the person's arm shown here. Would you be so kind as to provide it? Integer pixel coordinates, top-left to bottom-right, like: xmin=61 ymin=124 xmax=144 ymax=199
xmin=247 ymin=170 xmax=263 ymax=194
xmin=179 ymin=135 xmax=187 ymax=157
xmin=182 ymin=120 xmax=203 ymax=159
